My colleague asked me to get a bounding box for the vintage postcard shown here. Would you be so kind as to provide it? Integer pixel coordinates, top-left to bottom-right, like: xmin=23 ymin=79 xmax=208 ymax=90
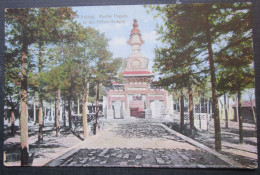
xmin=3 ymin=2 xmax=257 ymax=168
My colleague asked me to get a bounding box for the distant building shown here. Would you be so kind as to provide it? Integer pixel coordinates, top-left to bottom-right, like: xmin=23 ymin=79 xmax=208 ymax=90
xmin=104 ymin=19 xmax=173 ymax=120
xmin=232 ymin=99 xmax=256 ymax=124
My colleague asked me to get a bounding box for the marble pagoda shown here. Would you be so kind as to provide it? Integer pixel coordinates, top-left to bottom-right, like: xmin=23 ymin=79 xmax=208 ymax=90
xmin=104 ymin=19 xmax=173 ymax=120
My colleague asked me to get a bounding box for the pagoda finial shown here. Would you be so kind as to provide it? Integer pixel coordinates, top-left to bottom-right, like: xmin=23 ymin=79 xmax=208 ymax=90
xmin=128 ymin=19 xmax=144 ymax=45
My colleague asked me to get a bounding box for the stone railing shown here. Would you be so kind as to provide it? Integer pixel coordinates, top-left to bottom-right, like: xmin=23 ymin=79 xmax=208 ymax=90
xmin=71 ymin=113 xmax=105 ymax=131
xmin=172 ymin=112 xmax=209 ymax=131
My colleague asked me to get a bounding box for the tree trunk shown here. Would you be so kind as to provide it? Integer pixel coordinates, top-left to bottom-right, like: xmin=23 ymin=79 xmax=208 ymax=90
xmin=237 ymin=90 xmax=243 ymax=143
xmin=82 ymin=82 xmax=89 ymax=140
xmin=206 ymin=99 xmax=209 ymax=130
xmin=54 ymin=97 xmax=56 ymax=127
xmin=68 ymin=98 xmax=72 ymax=129
xmin=37 ymin=43 xmax=44 ymax=133
xmin=199 ymin=98 xmax=201 ymax=113
xmin=63 ymin=101 xmax=66 ymax=127
xmin=205 ymin=9 xmax=221 ymax=151
xmin=179 ymin=91 xmax=185 ymax=134
xmin=10 ymin=106 xmax=15 ymax=135
xmin=248 ymin=96 xmax=256 ymax=125
xmin=224 ymin=94 xmax=229 ymax=128
xmin=38 ymin=97 xmax=43 ymax=142
xmin=78 ymin=99 xmax=80 ymax=115
xmin=20 ymin=44 xmax=29 ymax=166
xmin=33 ymin=99 xmax=36 ymax=124
xmin=43 ymin=104 xmax=46 ymax=127
xmin=188 ymin=87 xmax=194 ymax=131
xmin=93 ymin=83 xmax=99 ymax=135
xmin=56 ymin=89 xmax=60 ymax=136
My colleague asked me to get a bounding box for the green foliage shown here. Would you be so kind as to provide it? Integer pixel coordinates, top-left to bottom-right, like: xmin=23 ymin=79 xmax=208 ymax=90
xmin=5 ymin=8 xmax=76 ymax=46
xmin=150 ymin=4 xmax=210 ymax=95
xmin=4 ymin=46 xmax=20 ymax=107
xmin=45 ymin=21 xmax=122 ymax=102
xmin=148 ymin=2 xmax=253 ymax=97
xmin=5 ymin=7 xmax=77 ymax=103
xmin=216 ymin=37 xmax=254 ymax=95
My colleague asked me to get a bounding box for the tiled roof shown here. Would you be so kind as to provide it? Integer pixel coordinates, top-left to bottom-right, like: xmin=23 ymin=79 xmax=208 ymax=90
xmin=232 ymin=99 xmax=255 ymax=107
xmin=122 ymin=71 xmax=152 ymax=75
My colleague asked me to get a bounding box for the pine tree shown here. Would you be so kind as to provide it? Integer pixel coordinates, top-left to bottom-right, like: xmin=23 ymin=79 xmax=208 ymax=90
xmin=5 ymin=7 xmax=76 ymax=165
xmin=147 ymin=2 xmax=252 ymax=151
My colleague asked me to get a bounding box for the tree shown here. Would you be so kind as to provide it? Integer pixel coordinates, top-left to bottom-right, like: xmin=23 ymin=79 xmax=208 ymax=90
xmin=5 ymin=7 xmax=76 ymax=165
xmin=4 ymin=46 xmax=20 ymax=135
xmin=148 ymin=2 xmax=252 ymax=151
xmin=46 ymin=23 xmax=120 ymax=139
xmin=244 ymin=88 xmax=256 ymax=125
xmin=149 ymin=4 xmax=210 ymax=134
xmin=91 ymin=50 xmax=123 ymax=135
xmin=216 ymin=37 xmax=254 ymax=143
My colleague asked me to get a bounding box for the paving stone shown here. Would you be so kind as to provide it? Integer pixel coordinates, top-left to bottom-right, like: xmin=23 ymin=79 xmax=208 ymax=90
xmin=142 ymin=164 xmax=151 ymax=167
xmin=61 ymin=157 xmax=73 ymax=165
xmin=136 ymin=155 xmax=142 ymax=159
xmin=190 ymin=158 xmax=196 ymax=162
xmin=165 ymin=161 xmax=172 ymax=165
xmin=116 ymin=154 xmax=123 ymax=158
xmin=143 ymin=153 xmax=148 ymax=157
xmin=123 ymin=154 xmax=129 ymax=159
xmin=94 ymin=159 xmax=101 ymax=163
xmin=98 ymin=148 xmax=109 ymax=157
xmin=120 ymin=162 xmax=128 ymax=166
xmin=156 ymin=157 xmax=165 ymax=165
xmin=68 ymin=161 xmax=77 ymax=166
xmin=197 ymin=164 xmax=206 ymax=168
xmin=79 ymin=158 xmax=88 ymax=164
xmin=180 ymin=154 xmax=190 ymax=161
xmin=100 ymin=160 xmax=107 ymax=165
xmin=111 ymin=153 xmax=117 ymax=156
xmin=162 ymin=155 xmax=169 ymax=160
xmin=46 ymin=122 xmax=231 ymax=167
xmin=89 ymin=157 xmax=95 ymax=161
xmin=128 ymin=160 xmax=135 ymax=163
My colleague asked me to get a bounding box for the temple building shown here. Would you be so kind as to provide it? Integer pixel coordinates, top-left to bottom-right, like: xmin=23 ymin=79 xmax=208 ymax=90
xmin=104 ymin=19 xmax=173 ymax=120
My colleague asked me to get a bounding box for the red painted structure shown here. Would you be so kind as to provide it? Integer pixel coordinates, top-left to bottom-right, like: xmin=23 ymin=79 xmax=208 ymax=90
xmin=105 ymin=19 xmax=172 ymax=120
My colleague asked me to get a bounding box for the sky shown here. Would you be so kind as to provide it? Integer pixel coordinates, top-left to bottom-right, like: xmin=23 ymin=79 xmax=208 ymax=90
xmin=72 ymin=5 xmax=255 ymax=101
xmin=73 ymin=5 xmax=163 ymax=71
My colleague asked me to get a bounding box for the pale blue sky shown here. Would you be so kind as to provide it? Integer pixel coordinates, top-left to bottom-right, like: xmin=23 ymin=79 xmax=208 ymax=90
xmin=73 ymin=5 xmax=162 ymax=71
xmin=73 ymin=5 xmax=254 ymax=101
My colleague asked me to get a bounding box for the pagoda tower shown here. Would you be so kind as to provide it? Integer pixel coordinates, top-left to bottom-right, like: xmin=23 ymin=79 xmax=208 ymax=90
xmin=122 ymin=19 xmax=153 ymax=83
xmin=105 ymin=19 xmax=173 ymax=120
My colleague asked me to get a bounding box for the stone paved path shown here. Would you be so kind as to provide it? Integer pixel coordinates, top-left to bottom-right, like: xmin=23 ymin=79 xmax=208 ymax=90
xmin=58 ymin=147 xmax=227 ymax=168
xmin=48 ymin=122 xmax=231 ymax=168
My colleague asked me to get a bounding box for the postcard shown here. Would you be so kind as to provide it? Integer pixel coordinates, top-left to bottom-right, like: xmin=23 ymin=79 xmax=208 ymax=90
xmin=3 ymin=2 xmax=257 ymax=168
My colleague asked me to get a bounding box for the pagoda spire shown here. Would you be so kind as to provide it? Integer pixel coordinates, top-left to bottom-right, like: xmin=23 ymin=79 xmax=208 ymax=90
xmin=127 ymin=19 xmax=144 ymax=54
